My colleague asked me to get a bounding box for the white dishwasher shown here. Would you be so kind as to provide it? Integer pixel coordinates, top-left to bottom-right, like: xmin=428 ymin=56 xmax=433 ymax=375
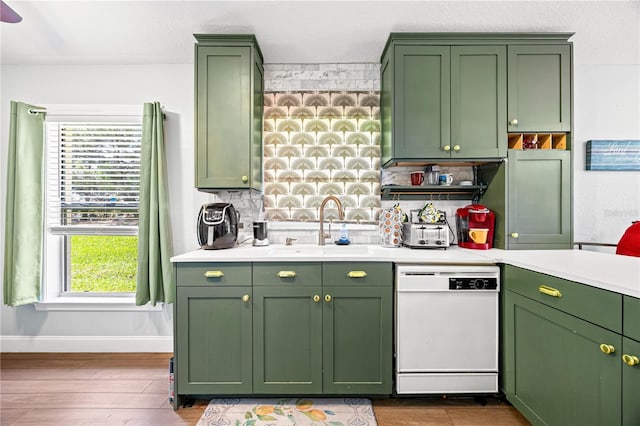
xmin=395 ymin=264 xmax=499 ymax=394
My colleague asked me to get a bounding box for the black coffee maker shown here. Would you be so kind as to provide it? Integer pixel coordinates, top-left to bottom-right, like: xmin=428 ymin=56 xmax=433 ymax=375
xmin=252 ymin=221 xmax=269 ymax=246
xmin=197 ymin=203 xmax=239 ymax=249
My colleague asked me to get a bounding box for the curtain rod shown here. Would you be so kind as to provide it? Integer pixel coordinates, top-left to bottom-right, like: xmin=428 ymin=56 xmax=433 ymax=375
xmin=28 ymin=105 xmax=167 ymax=118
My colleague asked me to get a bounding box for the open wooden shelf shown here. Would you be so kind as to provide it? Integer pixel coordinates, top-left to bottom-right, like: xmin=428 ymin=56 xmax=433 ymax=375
xmin=380 ymin=184 xmax=487 ymax=201
xmin=508 ymin=133 xmax=567 ymax=150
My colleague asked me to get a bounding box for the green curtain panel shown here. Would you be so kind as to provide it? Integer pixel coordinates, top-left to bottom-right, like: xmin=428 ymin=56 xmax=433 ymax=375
xmin=3 ymin=101 xmax=46 ymax=307
xmin=136 ymin=102 xmax=175 ymax=306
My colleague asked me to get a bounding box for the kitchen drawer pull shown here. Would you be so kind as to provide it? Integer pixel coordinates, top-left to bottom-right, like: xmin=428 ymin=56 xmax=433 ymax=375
xmin=277 ymin=270 xmax=297 ymax=278
xmin=347 ymin=271 xmax=367 ymax=278
xmin=204 ymin=270 xmax=224 ymax=278
xmin=622 ymin=354 xmax=639 ymax=366
xmin=538 ymin=285 xmax=562 ymax=298
xmin=599 ymin=343 xmax=616 ymax=354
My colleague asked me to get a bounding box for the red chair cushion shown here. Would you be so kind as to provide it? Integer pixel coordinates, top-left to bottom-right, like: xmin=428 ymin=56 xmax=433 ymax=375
xmin=616 ymin=222 xmax=640 ymax=257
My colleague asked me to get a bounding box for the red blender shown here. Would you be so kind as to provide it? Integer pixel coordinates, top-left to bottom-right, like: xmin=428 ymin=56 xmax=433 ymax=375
xmin=456 ymin=204 xmax=495 ymax=250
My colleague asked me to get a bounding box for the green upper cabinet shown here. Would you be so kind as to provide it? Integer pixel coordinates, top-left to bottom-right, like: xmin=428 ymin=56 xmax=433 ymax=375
xmin=381 ymin=39 xmax=506 ymax=164
xmin=480 ymin=149 xmax=572 ymax=249
xmin=194 ymin=34 xmax=264 ymax=191
xmin=507 ymin=44 xmax=571 ymax=132
xmin=451 ymin=46 xmax=507 ymax=158
xmin=385 ymin=45 xmax=451 ymax=161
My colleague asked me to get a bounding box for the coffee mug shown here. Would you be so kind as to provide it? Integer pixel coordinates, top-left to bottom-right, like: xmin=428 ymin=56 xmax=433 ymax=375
xmin=410 ymin=171 xmax=424 ymax=186
xmin=469 ymin=228 xmax=489 ymax=244
xmin=439 ymin=173 xmax=453 ymax=186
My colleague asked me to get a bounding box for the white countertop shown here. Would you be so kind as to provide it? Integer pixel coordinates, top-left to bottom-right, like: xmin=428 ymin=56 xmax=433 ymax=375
xmin=171 ymin=243 xmax=640 ymax=298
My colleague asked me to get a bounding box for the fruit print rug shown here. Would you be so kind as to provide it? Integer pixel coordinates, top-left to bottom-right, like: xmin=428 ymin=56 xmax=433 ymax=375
xmin=196 ymin=397 xmax=377 ymax=426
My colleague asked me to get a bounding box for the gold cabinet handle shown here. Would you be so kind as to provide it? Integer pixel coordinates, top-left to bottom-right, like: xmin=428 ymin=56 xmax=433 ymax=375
xmin=347 ymin=271 xmax=367 ymax=278
xmin=241 ymin=175 xmax=249 ymax=182
xmin=313 ymin=295 xmax=320 ymax=303
xmin=204 ymin=270 xmax=224 ymax=278
xmin=622 ymin=354 xmax=640 ymax=366
xmin=242 ymin=294 xmax=250 ymax=303
xmin=511 ymin=232 xmax=519 ymax=238
xmin=443 ymin=145 xmax=451 ymax=151
xmin=277 ymin=270 xmax=297 ymax=278
xmin=509 ymin=118 xmax=519 ymax=126
xmin=600 ymin=343 xmax=616 ymax=354
xmin=453 ymin=145 xmax=461 ymax=152
xmin=538 ymin=285 xmax=562 ymax=298
xmin=325 ymin=294 xmax=332 ymax=303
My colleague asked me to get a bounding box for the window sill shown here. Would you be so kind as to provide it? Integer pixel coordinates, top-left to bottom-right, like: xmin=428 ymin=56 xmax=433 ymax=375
xmin=35 ymin=296 xmax=165 ymax=312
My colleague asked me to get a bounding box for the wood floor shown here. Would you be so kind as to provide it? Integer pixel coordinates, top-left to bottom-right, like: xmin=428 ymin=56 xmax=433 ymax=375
xmin=1 ymin=353 xmax=530 ymax=425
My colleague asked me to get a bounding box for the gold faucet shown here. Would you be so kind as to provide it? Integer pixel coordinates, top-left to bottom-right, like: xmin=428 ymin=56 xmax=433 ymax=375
xmin=318 ymin=195 xmax=345 ymax=246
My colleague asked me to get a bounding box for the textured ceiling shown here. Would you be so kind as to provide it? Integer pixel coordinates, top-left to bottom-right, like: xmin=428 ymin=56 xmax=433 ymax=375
xmin=0 ymin=1 xmax=638 ymax=65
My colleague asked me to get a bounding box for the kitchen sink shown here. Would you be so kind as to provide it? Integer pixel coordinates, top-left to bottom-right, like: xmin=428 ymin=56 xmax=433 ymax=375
xmin=267 ymin=244 xmax=372 ymax=257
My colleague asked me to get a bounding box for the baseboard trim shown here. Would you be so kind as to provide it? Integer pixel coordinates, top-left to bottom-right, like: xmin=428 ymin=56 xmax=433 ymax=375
xmin=0 ymin=335 xmax=173 ymax=352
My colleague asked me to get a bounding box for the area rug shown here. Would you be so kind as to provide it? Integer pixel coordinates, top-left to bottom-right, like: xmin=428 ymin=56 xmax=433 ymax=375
xmin=196 ymin=397 xmax=377 ymax=426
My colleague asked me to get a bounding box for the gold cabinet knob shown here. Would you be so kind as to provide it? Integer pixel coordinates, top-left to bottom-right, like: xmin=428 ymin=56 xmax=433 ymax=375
xmin=622 ymin=354 xmax=640 ymax=366
xmin=509 ymin=118 xmax=519 ymax=126
xmin=313 ymin=295 xmax=320 ymax=303
xmin=538 ymin=285 xmax=562 ymax=298
xmin=241 ymin=175 xmax=249 ymax=183
xmin=277 ymin=271 xmax=296 ymax=278
xmin=324 ymin=294 xmax=332 ymax=303
xmin=453 ymin=145 xmax=461 ymax=152
xmin=347 ymin=271 xmax=367 ymax=278
xmin=242 ymin=294 xmax=250 ymax=302
xmin=600 ymin=343 xmax=616 ymax=354
xmin=204 ymin=270 xmax=224 ymax=278
xmin=511 ymin=232 xmax=519 ymax=238
xmin=443 ymin=145 xmax=451 ymax=151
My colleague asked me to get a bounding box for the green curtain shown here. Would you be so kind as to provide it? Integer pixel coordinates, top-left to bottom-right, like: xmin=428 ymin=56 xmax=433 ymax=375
xmin=3 ymin=101 xmax=46 ymax=307
xmin=136 ymin=102 xmax=175 ymax=306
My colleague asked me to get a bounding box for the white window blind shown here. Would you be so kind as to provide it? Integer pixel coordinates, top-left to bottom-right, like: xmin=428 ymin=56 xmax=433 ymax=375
xmin=47 ymin=121 xmax=141 ymax=235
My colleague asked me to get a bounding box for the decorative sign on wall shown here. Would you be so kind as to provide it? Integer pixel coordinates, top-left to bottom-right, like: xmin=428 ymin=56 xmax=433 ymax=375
xmin=586 ymin=140 xmax=640 ymax=171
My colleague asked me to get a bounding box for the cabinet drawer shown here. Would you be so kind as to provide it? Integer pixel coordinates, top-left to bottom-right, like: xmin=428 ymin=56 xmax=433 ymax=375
xmin=504 ymin=265 xmax=622 ymax=333
xmin=176 ymin=262 xmax=251 ymax=286
xmin=253 ymin=262 xmax=322 ymax=286
xmin=624 ymin=296 xmax=640 ymax=341
xmin=323 ymin=262 xmax=392 ymax=286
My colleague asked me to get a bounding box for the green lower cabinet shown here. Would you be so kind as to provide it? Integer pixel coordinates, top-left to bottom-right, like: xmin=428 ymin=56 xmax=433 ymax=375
xmin=252 ymin=286 xmax=323 ymax=394
xmin=176 ymin=286 xmax=252 ymax=394
xmin=623 ymin=337 xmax=640 ymax=425
xmin=504 ymin=290 xmax=622 ymax=425
xmin=322 ymin=286 xmax=392 ymax=394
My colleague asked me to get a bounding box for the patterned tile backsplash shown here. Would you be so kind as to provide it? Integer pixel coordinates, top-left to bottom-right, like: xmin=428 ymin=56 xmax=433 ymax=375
xmin=263 ymin=91 xmax=381 ymax=223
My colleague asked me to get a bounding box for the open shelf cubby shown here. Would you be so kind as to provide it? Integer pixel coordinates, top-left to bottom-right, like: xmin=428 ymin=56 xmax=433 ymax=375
xmin=508 ymin=133 xmax=567 ymax=150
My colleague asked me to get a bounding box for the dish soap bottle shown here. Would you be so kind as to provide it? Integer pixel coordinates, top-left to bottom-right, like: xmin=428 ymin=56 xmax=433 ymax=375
xmin=337 ymin=224 xmax=350 ymax=245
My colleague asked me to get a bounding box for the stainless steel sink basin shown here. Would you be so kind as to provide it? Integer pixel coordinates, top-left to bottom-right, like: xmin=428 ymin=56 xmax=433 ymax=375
xmin=267 ymin=244 xmax=372 ymax=257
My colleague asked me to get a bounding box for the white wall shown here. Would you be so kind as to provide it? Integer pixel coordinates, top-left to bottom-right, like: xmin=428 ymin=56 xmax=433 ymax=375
xmin=1 ymin=1 xmax=639 ymax=351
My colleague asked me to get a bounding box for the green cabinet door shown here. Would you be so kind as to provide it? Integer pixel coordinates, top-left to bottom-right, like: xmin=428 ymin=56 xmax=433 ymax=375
xmin=195 ymin=35 xmax=263 ymax=190
xmin=176 ymin=286 xmax=252 ymax=394
xmin=623 ymin=337 xmax=640 ymax=426
xmin=451 ymin=46 xmax=507 ymax=158
xmin=504 ymin=290 xmax=622 ymax=425
xmin=393 ymin=45 xmax=451 ymax=160
xmin=253 ymin=285 xmax=323 ymax=394
xmin=507 ymin=149 xmax=571 ymax=248
xmin=507 ymin=44 xmax=571 ymax=132
xmin=322 ymin=286 xmax=393 ymax=394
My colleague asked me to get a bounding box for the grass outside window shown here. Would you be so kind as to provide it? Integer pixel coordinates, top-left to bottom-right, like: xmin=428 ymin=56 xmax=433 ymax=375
xmin=69 ymin=235 xmax=137 ymax=293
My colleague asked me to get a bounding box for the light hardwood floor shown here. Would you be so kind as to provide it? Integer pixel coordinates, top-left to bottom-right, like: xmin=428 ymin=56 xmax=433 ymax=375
xmin=1 ymin=353 xmax=530 ymax=425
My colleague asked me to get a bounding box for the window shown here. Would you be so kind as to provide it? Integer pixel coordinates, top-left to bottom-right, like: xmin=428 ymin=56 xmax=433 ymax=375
xmin=262 ymin=91 xmax=382 ymax=222
xmin=46 ymin=119 xmax=141 ymax=294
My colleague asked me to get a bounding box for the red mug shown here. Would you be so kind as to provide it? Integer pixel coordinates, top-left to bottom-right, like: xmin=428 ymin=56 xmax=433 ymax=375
xmin=410 ymin=171 xmax=424 ymax=186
